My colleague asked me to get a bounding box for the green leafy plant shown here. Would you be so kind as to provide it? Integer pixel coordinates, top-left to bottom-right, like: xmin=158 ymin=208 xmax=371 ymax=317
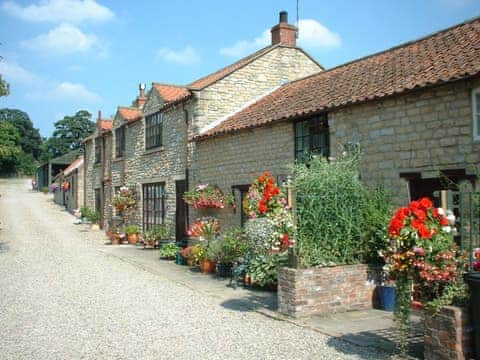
xmin=124 ymin=225 xmax=139 ymax=235
xmin=41 ymin=186 xmax=49 ymax=194
xmin=210 ymin=229 xmax=249 ymax=264
xmin=248 ymin=253 xmax=287 ymax=287
xmin=183 ymin=184 xmax=234 ymax=209
xmin=80 ymin=206 xmax=91 ymax=219
xmin=159 ymin=243 xmax=181 ymax=259
xmin=293 ymin=150 xmax=392 ymax=267
xmin=88 ymin=210 xmax=101 ymax=224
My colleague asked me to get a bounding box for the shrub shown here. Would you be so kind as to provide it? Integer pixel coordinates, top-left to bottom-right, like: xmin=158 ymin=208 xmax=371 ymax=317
xmin=293 ymin=151 xmax=391 ymax=267
xmin=159 ymin=243 xmax=180 ymax=259
xmin=209 ymin=228 xmax=249 ymax=264
xmin=248 ymin=253 xmax=287 ymax=287
xmin=124 ymin=225 xmax=139 ymax=235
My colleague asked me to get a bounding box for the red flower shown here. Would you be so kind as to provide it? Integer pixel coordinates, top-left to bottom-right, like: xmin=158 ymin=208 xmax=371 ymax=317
xmin=419 ymin=197 xmax=433 ymax=210
xmin=258 ymin=200 xmax=268 ymax=214
xmin=440 ymin=217 xmax=449 ymax=226
xmin=413 ymin=209 xmax=426 ymax=221
xmin=432 ymin=208 xmax=440 ymax=218
xmin=409 ymin=200 xmax=420 ymax=211
xmin=418 ymin=224 xmax=432 ymax=239
xmin=411 ymin=219 xmax=424 ymax=230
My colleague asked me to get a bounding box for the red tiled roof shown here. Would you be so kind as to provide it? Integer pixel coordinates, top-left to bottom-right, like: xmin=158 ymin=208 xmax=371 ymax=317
xmin=100 ymin=120 xmax=112 ymax=131
xmin=188 ymin=46 xmax=277 ymax=90
xmin=63 ymin=157 xmax=84 ymax=176
xmin=118 ymin=107 xmax=142 ymax=123
xmin=152 ymin=83 xmax=190 ymax=103
xmin=196 ymin=18 xmax=480 ymax=140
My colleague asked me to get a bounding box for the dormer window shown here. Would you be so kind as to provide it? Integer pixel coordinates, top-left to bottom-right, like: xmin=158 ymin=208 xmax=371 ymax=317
xmin=145 ymin=112 xmax=163 ymax=150
xmin=473 ymin=88 xmax=480 ymax=141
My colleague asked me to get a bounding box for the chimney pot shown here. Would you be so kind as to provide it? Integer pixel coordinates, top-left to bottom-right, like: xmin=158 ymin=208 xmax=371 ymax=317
xmin=271 ymin=11 xmax=297 ymax=47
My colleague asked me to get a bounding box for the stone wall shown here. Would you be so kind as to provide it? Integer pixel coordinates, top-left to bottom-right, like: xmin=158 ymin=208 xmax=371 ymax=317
xmin=277 ymin=265 xmax=377 ymax=318
xmin=424 ymin=306 xmax=474 ymax=360
xmin=190 ymin=121 xmax=294 ymax=229
xmin=330 ymin=78 xmax=480 ymax=206
xmin=194 ymin=46 xmax=321 ymax=134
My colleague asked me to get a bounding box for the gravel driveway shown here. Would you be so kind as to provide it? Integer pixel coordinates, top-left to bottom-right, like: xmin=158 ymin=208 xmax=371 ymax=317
xmin=0 ymin=178 xmax=388 ymax=359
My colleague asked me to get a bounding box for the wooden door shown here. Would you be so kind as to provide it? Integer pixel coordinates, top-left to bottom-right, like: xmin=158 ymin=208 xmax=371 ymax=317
xmin=175 ymin=180 xmax=188 ymax=242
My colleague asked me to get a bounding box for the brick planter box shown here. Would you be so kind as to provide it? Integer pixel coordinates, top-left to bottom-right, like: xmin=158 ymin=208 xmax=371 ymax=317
xmin=278 ymin=264 xmax=378 ymax=318
xmin=424 ymin=306 xmax=474 ymax=360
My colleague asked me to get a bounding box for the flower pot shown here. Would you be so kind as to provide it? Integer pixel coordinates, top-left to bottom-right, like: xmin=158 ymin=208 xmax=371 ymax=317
xmin=199 ymin=259 xmax=216 ymax=274
xmin=467 ymin=272 xmax=480 ymax=357
xmin=175 ymin=252 xmax=186 ymax=265
xmin=127 ymin=233 xmax=138 ymax=244
xmin=111 ymin=234 xmax=121 ymax=245
xmin=186 ymin=258 xmax=196 ymax=267
xmin=217 ymin=263 xmax=232 ymax=278
xmin=378 ymin=285 xmax=396 ymax=312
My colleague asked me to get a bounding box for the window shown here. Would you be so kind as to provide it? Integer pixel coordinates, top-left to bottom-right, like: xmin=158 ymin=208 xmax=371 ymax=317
xmin=115 ymin=126 xmax=125 ymax=158
xmin=232 ymin=185 xmax=250 ymax=226
xmin=145 ymin=112 xmax=163 ymax=150
xmin=294 ymin=114 xmax=329 ymax=162
xmin=94 ymin=138 xmax=101 ymax=164
xmin=143 ymin=183 xmax=165 ymax=231
xmin=473 ymin=88 xmax=480 ymax=141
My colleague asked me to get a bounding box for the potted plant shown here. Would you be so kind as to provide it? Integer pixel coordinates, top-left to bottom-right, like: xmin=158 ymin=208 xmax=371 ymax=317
xmin=180 ymin=246 xmax=192 ymax=265
xmin=143 ymin=224 xmax=170 ymax=249
xmin=110 ymin=226 xmax=121 ymax=245
xmin=377 ymin=268 xmax=396 ymax=312
xmin=247 ymin=253 xmax=286 ymax=290
xmin=211 ymin=229 xmax=249 ymax=278
xmin=159 ymin=243 xmax=180 ymax=260
xmin=112 ymin=186 xmax=136 ymax=213
xmin=124 ymin=225 xmax=140 ymax=244
xmin=187 ymin=217 xmax=220 ymax=274
xmin=89 ymin=210 xmax=101 ymax=230
xmin=183 ymin=184 xmax=235 ymax=209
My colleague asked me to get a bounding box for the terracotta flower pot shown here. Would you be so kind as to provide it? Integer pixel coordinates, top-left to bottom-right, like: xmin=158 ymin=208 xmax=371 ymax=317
xmin=199 ymin=259 xmax=216 ymax=274
xmin=127 ymin=233 xmax=138 ymax=244
xmin=111 ymin=234 xmax=121 ymax=245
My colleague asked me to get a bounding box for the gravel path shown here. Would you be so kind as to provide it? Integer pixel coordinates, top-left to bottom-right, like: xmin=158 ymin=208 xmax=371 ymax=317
xmin=0 ymin=178 xmax=388 ymax=359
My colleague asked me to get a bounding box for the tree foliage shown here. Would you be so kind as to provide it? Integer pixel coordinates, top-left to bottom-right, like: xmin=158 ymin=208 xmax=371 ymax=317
xmin=44 ymin=110 xmax=95 ymax=159
xmin=0 ymin=74 xmax=9 ymax=97
xmin=0 ymin=121 xmax=21 ymax=175
xmin=0 ymin=109 xmax=43 ymax=159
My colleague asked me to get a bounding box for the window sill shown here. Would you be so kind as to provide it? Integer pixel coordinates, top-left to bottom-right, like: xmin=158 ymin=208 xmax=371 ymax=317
xmin=143 ymin=146 xmax=165 ymax=156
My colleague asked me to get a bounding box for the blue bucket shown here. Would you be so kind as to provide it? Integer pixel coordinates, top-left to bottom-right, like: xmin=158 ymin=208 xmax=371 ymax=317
xmin=378 ymin=286 xmax=396 ymax=312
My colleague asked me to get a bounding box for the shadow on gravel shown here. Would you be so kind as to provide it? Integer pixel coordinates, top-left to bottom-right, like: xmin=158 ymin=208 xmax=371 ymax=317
xmin=220 ymin=291 xmax=277 ymax=313
xmin=326 ymin=324 xmax=424 ymax=359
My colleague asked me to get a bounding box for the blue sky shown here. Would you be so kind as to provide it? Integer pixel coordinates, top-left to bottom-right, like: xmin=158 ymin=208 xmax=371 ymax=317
xmin=0 ymin=0 xmax=479 ymax=137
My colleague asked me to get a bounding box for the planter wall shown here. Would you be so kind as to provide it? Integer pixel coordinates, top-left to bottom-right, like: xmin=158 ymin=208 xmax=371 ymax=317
xmin=424 ymin=305 xmax=474 ymax=360
xmin=278 ymin=264 xmax=378 ymax=318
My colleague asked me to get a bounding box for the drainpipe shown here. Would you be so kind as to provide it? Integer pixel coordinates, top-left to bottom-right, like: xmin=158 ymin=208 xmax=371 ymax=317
xmin=183 ymin=102 xmax=189 ymax=229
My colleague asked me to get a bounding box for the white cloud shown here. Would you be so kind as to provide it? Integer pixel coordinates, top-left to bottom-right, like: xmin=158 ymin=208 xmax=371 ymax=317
xmin=27 ymin=81 xmax=101 ymax=103
xmin=156 ymin=46 xmax=200 ymax=66
xmin=2 ymin=0 xmax=114 ymax=24
xmin=21 ymin=23 xmax=100 ymax=55
xmin=220 ymin=19 xmax=341 ymax=57
xmin=0 ymin=60 xmax=40 ymax=84
xmin=220 ymin=29 xmax=270 ymax=57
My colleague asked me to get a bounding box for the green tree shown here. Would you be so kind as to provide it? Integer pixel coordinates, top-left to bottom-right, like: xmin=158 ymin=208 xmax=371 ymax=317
xmin=0 ymin=109 xmax=43 ymax=159
xmin=0 ymin=122 xmax=21 ymax=175
xmin=44 ymin=110 xmax=95 ymax=159
xmin=0 ymin=74 xmax=8 ymax=97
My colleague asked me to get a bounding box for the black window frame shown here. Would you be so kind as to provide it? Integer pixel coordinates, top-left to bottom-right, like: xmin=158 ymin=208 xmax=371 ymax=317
xmin=94 ymin=138 xmax=101 ymax=164
xmin=145 ymin=112 xmax=163 ymax=150
xmin=142 ymin=182 xmax=166 ymax=231
xmin=115 ymin=126 xmax=125 ymax=158
xmin=294 ymin=114 xmax=330 ymax=163
xmin=232 ymin=184 xmax=250 ymax=226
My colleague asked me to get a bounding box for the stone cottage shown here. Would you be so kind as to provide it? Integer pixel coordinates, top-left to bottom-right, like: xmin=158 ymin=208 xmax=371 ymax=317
xmin=95 ymin=12 xmax=322 ymax=238
xmin=192 ymin=17 xmax=480 ymax=229
xmin=52 ymin=156 xmax=84 ymax=214
xmin=83 ymin=113 xmax=112 ymax=228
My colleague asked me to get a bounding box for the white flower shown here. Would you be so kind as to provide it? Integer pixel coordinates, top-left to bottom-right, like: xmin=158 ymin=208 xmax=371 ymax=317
xmin=446 ymin=211 xmax=455 ymax=224
xmin=442 ymin=226 xmax=452 ymax=233
xmin=436 ymin=207 xmax=445 ymax=216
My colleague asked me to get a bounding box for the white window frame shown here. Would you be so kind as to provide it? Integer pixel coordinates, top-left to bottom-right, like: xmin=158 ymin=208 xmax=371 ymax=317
xmin=473 ymin=87 xmax=480 ymax=141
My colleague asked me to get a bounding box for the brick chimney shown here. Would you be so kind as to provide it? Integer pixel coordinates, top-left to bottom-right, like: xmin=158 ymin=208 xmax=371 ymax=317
xmin=135 ymin=83 xmax=147 ymax=109
xmin=96 ymin=110 xmax=102 ymax=132
xmin=271 ymin=11 xmax=297 ymax=47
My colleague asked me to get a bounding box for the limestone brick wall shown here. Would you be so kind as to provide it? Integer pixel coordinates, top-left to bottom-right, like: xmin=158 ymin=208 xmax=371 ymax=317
xmin=103 ymin=134 xmax=113 ymax=229
xmin=83 ymin=138 xmax=96 ymax=211
xmin=330 ymin=78 xmax=480 ymax=206
xmin=194 ymin=47 xmax=321 ymax=134
xmin=278 ymin=265 xmax=378 ymax=318
xmin=121 ymin=100 xmax=195 ymax=238
xmin=190 ymin=121 xmax=294 ymax=229
xmin=76 ymin=164 xmax=84 ymax=212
